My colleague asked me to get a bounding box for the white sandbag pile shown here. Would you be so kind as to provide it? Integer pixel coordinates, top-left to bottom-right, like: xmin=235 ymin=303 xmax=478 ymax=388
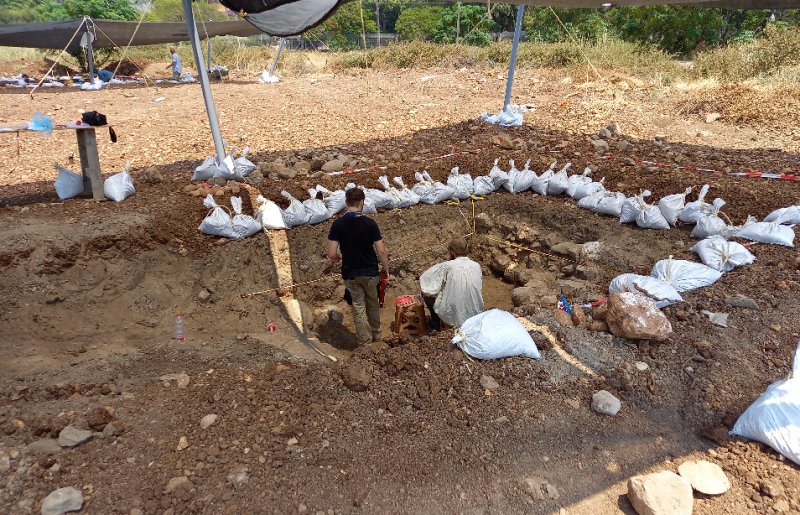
xmin=54 ymin=163 xmax=84 ymax=200
xmin=413 ymin=171 xmax=456 ymax=204
xmin=232 ymin=147 xmax=256 ymax=179
xmin=303 ymin=189 xmax=332 ymax=225
xmin=529 ymin=161 xmax=553 ymax=196
xmin=691 ymin=198 xmax=729 ymax=239
xmin=452 ymin=309 xmax=541 ymax=360
xmin=104 ymin=163 xmax=136 ymax=202
xmin=313 ymin=185 xmax=346 ymax=216
xmin=488 ymin=159 xmax=509 ymax=190
xmin=650 ymin=257 xmax=722 ymax=293
xmin=447 ymin=167 xmax=474 ymax=200
xmin=609 ymin=273 xmax=683 ymax=308
xmin=572 ymin=176 xmax=605 ymax=201
xmin=392 ymin=176 xmax=421 ymax=208
xmin=619 ymin=190 xmax=651 ymax=224
xmin=192 ymin=154 xmax=235 ymax=181
xmin=680 ymin=184 xmax=714 ymax=223
xmin=230 ymin=196 xmax=261 ymax=239
xmin=566 ymin=168 xmax=592 ymax=198
xmin=691 ymin=236 xmax=755 ymax=272
xmin=280 ymin=191 xmax=312 ymax=228
xmin=546 ymin=163 xmax=572 ymax=196
xmin=506 ymin=159 xmax=537 ymax=194
xmin=731 ymin=342 xmax=800 ymax=466
xmin=764 ymin=205 xmax=800 ymax=225
xmin=735 ymin=217 xmax=795 ymax=247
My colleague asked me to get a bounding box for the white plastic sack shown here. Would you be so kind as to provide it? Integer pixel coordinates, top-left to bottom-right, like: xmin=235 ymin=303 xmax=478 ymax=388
xmin=637 ymin=204 xmax=671 ymax=230
xmin=658 ymin=187 xmax=692 ymax=226
xmin=447 ymin=167 xmax=474 ymax=200
xmin=619 ymin=190 xmax=651 ymax=224
xmin=680 ymin=184 xmax=715 ymax=223
xmin=315 ymin=185 xmax=346 ymax=216
xmin=488 ymin=158 xmax=509 ymax=189
xmin=650 ymin=257 xmax=722 ymax=293
xmin=375 ymin=176 xmax=401 ymax=210
xmin=365 ymin=187 xmax=393 ymax=210
xmin=103 ymin=163 xmax=135 ymax=202
xmin=53 ymin=163 xmax=84 ymax=200
xmin=480 ymin=104 xmax=527 ymax=127
xmin=192 ymin=156 xmax=234 ymax=181
xmin=80 ymin=77 xmax=104 ymax=91
xmin=764 ymin=205 xmax=800 ymax=225
xmin=546 ymin=163 xmax=571 ymax=196
xmin=233 ymin=147 xmax=256 ymax=179
xmin=735 ymin=220 xmax=795 ymax=247
xmin=609 ymin=273 xmax=683 ymax=309
xmin=690 ymin=236 xmax=755 ymax=272
xmin=566 ymin=168 xmax=592 ymax=198
xmin=691 ymin=198 xmax=729 ymax=239
xmin=199 ymin=194 xmax=235 ymax=237
xmin=254 ymin=195 xmax=288 ymax=230
xmin=505 ymin=160 xmax=537 ymax=194
xmin=530 ymin=162 xmax=555 ymax=196
xmin=281 ymin=191 xmax=312 ymax=228
xmin=303 ymin=191 xmax=331 ymax=225
xmin=392 ymin=177 xmax=421 ymax=208
xmin=594 ymin=191 xmax=627 ymax=217
xmin=258 ymin=71 xmax=280 ymax=84
xmin=414 ymin=172 xmax=455 ymax=204
xmin=731 ymin=342 xmax=800 ymax=466
xmin=572 ymin=177 xmax=605 ymax=201
xmin=452 ymin=309 xmax=541 ymax=360
xmin=472 ymin=175 xmax=496 ymax=196
xmin=230 ymin=196 xmax=262 ymax=239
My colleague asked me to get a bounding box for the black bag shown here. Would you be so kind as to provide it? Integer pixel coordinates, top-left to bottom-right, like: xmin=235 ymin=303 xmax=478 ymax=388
xmin=81 ymin=111 xmax=117 ymax=143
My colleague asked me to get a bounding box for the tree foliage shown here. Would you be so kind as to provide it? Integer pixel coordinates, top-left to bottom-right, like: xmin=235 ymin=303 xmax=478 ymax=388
xmin=146 ymin=0 xmax=229 ymax=22
xmin=36 ymin=0 xmax=139 ymax=21
xmin=432 ymin=4 xmax=497 ymax=46
xmin=395 ymin=6 xmax=442 ymax=41
xmin=0 ymin=0 xmax=41 ymax=23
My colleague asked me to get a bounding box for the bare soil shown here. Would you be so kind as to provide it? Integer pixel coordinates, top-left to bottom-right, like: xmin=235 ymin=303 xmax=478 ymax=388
xmin=0 ymin=66 xmax=799 ymax=514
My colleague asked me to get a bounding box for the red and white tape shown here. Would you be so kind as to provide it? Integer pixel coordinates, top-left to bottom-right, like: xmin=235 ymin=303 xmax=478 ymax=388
xmin=601 ymin=154 xmax=799 ymax=181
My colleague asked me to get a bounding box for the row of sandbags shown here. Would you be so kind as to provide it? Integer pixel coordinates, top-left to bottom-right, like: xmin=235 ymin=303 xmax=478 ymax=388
xmin=191 ymin=147 xmax=256 ymax=182
xmin=54 ymin=162 xmax=135 ymax=202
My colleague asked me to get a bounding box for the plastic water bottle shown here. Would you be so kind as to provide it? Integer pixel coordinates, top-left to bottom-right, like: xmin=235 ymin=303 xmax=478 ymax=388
xmin=175 ymin=312 xmax=185 ymax=342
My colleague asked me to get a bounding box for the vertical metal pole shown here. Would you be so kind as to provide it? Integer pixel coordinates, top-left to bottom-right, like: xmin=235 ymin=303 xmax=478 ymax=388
xmin=182 ymin=0 xmax=225 ymax=163
xmin=85 ymin=20 xmax=95 ymax=82
xmin=269 ymin=38 xmax=286 ymax=75
xmin=207 ymin=37 xmax=212 ymax=69
xmin=456 ymin=2 xmax=461 ymax=44
xmin=375 ymin=0 xmax=381 ymax=47
xmin=503 ymin=4 xmax=525 ymax=111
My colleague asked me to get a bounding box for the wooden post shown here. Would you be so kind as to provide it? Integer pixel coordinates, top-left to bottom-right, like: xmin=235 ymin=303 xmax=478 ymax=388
xmin=76 ymin=128 xmax=104 ymax=200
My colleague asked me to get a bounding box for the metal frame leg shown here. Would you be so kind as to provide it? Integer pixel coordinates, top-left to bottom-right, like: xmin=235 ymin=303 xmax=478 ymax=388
xmin=503 ymin=5 xmax=525 ymax=111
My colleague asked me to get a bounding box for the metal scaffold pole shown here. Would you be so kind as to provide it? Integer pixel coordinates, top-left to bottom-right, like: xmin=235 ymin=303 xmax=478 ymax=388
xmin=503 ymin=4 xmax=525 ymax=111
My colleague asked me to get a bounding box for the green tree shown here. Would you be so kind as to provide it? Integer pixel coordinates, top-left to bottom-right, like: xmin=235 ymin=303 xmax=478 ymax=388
xmin=523 ymin=7 xmax=610 ymax=43
xmin=610 ymin=6 xmax=723 ymax=54
xmin=146 ymin=0 xmax=229 ymax=22
xmin=432 ymin=4 xmax=497 ymax=46
xmin=37 ymin=0 xmax=139 ymax=21
xmin=395 ymin=6 xmax=442 ymax=41
xmin=315 ymin=1 xmax=377 ymax=50
xmin=0 ymin=0 xmax=41 ymax=23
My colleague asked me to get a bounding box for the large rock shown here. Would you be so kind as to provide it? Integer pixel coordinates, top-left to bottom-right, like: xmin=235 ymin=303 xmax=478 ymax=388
xmin=592 ymin=390 xmax=621 ymax=416
xmin=40 ymin=486 xmax=83 ymax=515
xmin=592 ymin=139 xmax=610 ymax=153
xmin=58 ymin=426 xmax=93 ymax=448
xmin=321 ymin=159 xmax=345 ymax=173
xmin=200 ymin=414 xmax=218 ymax=430
xmin=550 ymin=241 xmax=583 ymax=259
xmin=627 ymin=471 xmax=693 ymax=515
xmin=511 ymin=287 xmax=551 ymax=308
xmin=606 ymin=292 xmax=672 ymax=341
xmin=26 ymin=439 xmax=62 ymax=455
xmin=521 ymin=476 xmax=560 ymax=500
xmin=678 ymin=460 xmax=730 ymax=495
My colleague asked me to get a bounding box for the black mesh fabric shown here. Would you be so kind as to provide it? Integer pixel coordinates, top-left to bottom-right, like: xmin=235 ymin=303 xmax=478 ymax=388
xmin=243 ymin=0 xmax=347 ymax=36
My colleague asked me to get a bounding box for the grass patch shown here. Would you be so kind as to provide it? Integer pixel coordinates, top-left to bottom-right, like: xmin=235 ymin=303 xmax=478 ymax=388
xmin=694 ymin=26 xmax=800 ymax=81
xmin=675 ymin=82 xmax=800 ymax=127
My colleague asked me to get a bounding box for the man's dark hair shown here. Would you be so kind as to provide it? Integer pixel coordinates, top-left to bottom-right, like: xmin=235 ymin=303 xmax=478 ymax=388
xmin=345 ymin=187 xmax=366 ymax=207
xmin=448 ymin=237 xmax=468 ymax=257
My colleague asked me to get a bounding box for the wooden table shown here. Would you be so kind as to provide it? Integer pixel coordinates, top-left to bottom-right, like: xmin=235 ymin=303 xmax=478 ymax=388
xmin=0 ymin=123 xmax=104 ymax=200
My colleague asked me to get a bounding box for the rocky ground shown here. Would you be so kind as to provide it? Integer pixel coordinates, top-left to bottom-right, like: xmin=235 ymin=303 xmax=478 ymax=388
xmin=0 ymin=66 xmax=799 ymax=514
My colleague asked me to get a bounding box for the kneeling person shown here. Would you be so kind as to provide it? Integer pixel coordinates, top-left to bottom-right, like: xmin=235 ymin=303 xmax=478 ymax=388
xmin=420 ymin=238 xmax=483 ymax=329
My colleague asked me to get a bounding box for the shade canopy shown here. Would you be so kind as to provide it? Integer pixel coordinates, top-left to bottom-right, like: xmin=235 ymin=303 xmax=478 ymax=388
xmin=0 ymin=17 xmax=263 ymax=52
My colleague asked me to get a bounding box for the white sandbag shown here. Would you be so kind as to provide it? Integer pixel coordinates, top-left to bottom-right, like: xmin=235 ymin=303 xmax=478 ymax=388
xmin=447 ymin=167 xmax=474 ymax=200
xmin=546 ymin=163 xmax=571 ymax=196
xmin=764 ymin=205 xmax=800 ymax=225
xmin=315 ymin=185 xmax=346 ymax=216
xmin=679 ymin=184 xmax=715 ymax=223
xmin=488 ymin=158 xmax=509 ymax=189
xmin=505 ymin=159 xmax=537 ymax=194
xmin=609 ymin=273 xmax=683 ymax=308
xmin=731 ymin=342 xmax=800 ymax=465
xmin=233 ymin=147 xmax=256 ymax=179
xmin=650 ymin=257 xmax=722 ymax=293
xmin=192 ymin=156 xmax=218 ymax=181
xmin=658 ymin=187 xmax=692 ymax=226
xmin=103 ymin=163 xmax=135 ymax=202
xmin=691 ymin=198 xmax=729 ymax=239
xmin=392 ymin=177 xmax=421 ymax=208
xmin=375 ymin=176 xmax=401 ymax=210
xmin=594 ymin=192 xmax=627 ymax=217
xmin=199 ymin=194 xmax=235 ymax=237
xmin=636 ymin=204 xmax=671 ymax=230
xmin=303 ymin=191 xmax=331 ymax=225
xmin=280 ymin=190 xmax=312 ymax=228
xmin=735 ymin=219 xmax=795 ymax=247
xmin=577 ymin=191 xmax=603 ymax=211
xmin=566 ymin=168 xmax=592 ymax=198
xmin=690 ymin=235 xmax=755 ymax=272
xmin=530 ymin=161 xmax=555 ymax=196
xmin=619 ymin=190 xmax=651 ymax=224
xmin=572 ymin=177 xmax=605 ymax=201
xmin=472 ymin=175 xmax=496 ymax=196
xmin=414 ymin=172 xmax=455 ymax=204
xmin=53 ymin=163 xmax=84 ymax=200
xmin=254 ymin=195 xmax=288 ymax=230
xmin=230 ymin=196 xmax=262 ymax=239
xmin=365 ymin=187 xmax=392 ymax=210
xmin=452 ymin=309 xmax=541 ymax=360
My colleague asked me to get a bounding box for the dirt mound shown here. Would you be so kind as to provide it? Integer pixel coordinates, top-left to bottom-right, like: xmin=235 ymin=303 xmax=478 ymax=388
xmin=675 ymin=83 xmax=800 ymax=128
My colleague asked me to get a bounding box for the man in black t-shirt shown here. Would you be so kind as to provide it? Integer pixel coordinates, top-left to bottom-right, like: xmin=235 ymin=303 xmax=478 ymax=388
xmin=327 ymin=188 xmax=390 ymax=344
